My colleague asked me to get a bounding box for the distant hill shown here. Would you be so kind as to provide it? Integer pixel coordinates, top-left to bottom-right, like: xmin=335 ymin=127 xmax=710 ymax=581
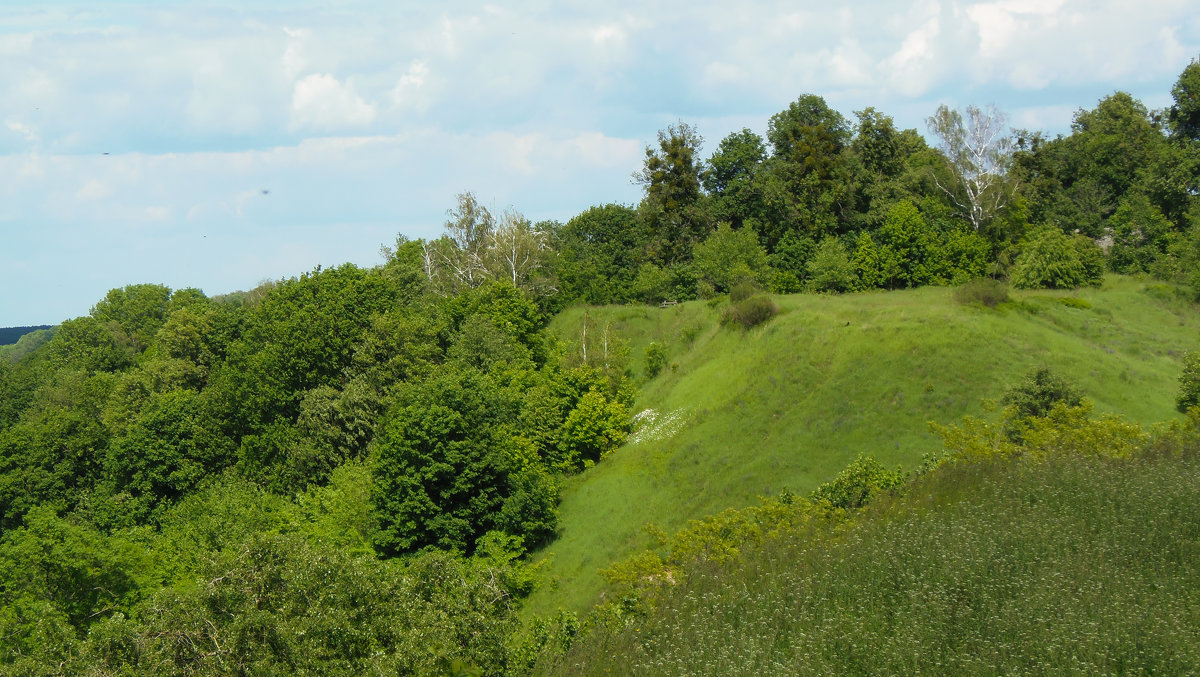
xmin=0 ymin=325 xmax=53 ymax=346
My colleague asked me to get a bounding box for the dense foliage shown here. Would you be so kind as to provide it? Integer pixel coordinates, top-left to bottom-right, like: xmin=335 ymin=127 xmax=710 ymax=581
xmin=0 ymin=261 xmax=633 ymax=672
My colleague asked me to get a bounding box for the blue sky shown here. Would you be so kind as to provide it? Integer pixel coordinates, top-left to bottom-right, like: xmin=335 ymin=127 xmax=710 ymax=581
xmin=1 ymin=1 xmax=1197 ymax=326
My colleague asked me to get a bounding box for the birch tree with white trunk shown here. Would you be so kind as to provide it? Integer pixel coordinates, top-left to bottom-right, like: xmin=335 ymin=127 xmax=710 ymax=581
xmin=926 ymin=104 xmax=1016 ymax=235
xmin=489 ymin=208 xmax=548 ymax=290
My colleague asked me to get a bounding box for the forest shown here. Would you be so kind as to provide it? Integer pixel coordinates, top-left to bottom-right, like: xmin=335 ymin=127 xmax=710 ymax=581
xmin=0 ymin=61 xmax=1198 ymax=675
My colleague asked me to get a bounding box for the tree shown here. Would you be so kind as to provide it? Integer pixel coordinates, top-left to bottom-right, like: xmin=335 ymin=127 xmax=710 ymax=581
xmin=488 ymin=208 xmax=553 ymax=295
xmin=90 ymin=284 xmax=174 ymax=353
xmin=43 ymin=317 xmax=133 ymax=374
xmin=767 ymin=231 xmax=815 ymax=293
xmin=1070 ymin=93 xmax=1167 ymax=213
xmin=1107 ymin=194 xmax=1174 ymax=273
xmin=691 ymin=223 xmax=770 ymax=294
xmin=875 ymin=200 xmax=935 ymax=288
xmin=370 ymin=367 xmax=556 ymax=556
xmin=764 ymin=94 xmax=853 ymax=241
xmin=428 ymin=192 xmax=496 ymax=291
xmin=852 ymin=107 xmax=904 ymax=181
xmin=806 ymin=237 xmax=856 ymax=293
xmin=555 ymin=204 xmax=646 ymax=304
xmin=0 ymin=370 xmax=117 ymax=529
xmin=768 ymin=94 xmax=850 ymax=162
xmin=558 ymin=390 xmax=629 ymax=469
xmin=635 ymin=122 xmax=711 ymax=265
xmin=926 ymin=104 xmax=1016 ymax=236
xmin=1010 ymin=226 xmax=1103 ymax=289
xmin=1168 ymin=60 xmax=1200 ymax=143
xmin=704 ymin=129 xmax=768 ymax=231
xmin=1178 ymin=351 xmax=1200 ymax=413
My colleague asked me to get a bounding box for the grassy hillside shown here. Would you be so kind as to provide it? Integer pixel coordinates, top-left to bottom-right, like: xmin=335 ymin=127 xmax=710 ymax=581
xmin=528 ymin=277 xmax=1200 ymax=616
xmin=550 ymin=450 xmax=1200 ymax=674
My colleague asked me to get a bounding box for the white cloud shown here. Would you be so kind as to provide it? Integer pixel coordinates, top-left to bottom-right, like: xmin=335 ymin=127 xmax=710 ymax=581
xmin=567 ymin=131 xmax=641 ymax=169
xmin=882 ymin=12 xmax=943 ymax=97
xmin=487 ymin=131 xmax=539 ymax=174
xmin=1010 ymin=104 xmax=1079 ymax=132
xmin=143 ymin=206 xmax=171 ymax=222
xmin=967 ymin=0 xmax=1067 ymax=59
xmin=76 ymin=178 xmax=112 ymax=200
xmin=0 ymin=33 xmax=34 ymax=56
xmin=591 ymin=24 xmax=626 ymax=47
xmin=6 ymin=119 xmax=38 ymax=143
xmin=703 ymin=61 xmax=743 ymax=88
xmin=290 ymin=73 xmax=377 ymax=130
xmin=827 ymin=38 xmax=873 ymax=87
xmin=390 ymin=60 xmax=431 ymax=112
xmin=281 ymin=27 xmax=311 ymax=80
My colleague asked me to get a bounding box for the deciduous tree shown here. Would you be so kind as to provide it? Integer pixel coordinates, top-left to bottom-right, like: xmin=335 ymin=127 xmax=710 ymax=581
xmin=926 ymin=104 xmax=1016 ymax=236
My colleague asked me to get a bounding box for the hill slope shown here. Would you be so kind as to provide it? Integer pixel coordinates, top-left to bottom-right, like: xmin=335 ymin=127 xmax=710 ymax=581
xmin=550 ymin=450 xmax=1200 ymax=674
xmin=529 ymin=277 xmax=1200 ymax=616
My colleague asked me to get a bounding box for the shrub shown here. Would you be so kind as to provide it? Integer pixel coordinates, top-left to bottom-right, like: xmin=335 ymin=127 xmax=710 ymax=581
xmin=721 ymin=294 xmax=778 ymax=329
xmin=729 ymin=280 xmax=759 ymax=303
xmin=692 ymin=223 xmax=770 ymax=294
xmin=1178 ymin=351 xmax=1200 ymax=413
xmin=644 ymin=342 xmax=667 ymax=379
xmin=811 ymin=455 xmax=906 ymax=510
xmin=953 ymin=278 xmax=1009 ymax=307
xmin=806 ymin=237 xmax=856 ymax=293
xmin=1011 ymin=226 xmax=1103 ymax=289
xmin=1002 ymin=367 xmax=1084 ymax=441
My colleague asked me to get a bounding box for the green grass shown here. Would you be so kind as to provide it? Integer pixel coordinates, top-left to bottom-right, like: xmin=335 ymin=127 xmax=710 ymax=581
xmin=527 ymin=277 xmax=1200 ymax=617
xmin=548 ymin=451 xmax=1200 ymax=674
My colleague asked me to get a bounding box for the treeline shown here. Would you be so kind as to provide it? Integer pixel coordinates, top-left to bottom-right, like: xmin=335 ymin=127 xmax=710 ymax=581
xmin=418 ymin=61 xmax=1198 ymax=305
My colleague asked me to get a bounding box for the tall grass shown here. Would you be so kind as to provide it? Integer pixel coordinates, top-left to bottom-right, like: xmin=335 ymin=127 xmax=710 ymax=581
xmin=548 ymin=451 xmax=1200 ymax=674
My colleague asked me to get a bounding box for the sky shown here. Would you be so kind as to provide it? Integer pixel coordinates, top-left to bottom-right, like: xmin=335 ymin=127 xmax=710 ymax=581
xmin=1 ymin=1 xmax=1198 ymax=327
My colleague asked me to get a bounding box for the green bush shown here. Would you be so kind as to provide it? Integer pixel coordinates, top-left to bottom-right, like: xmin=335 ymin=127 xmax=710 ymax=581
xmin=721 ymin=294 xmax=778 ymax=330
xmin=1178 ymin=351 xmax=1200 ymax=413
xmin=953 ymin=278 xmax=1010 ymax=307
xmin=729 ymin=280 xmax=759 ymax=303
xmin=1011 ymin=226 xmax=1103 ymax=289
xmin=691 ymin=223 xmax=769 ymax=294
xmin=1001 ymin=367 xmax=1084 ymax=441
xmin=806 ymin=237 xmax=856 ymax=293
xmin=811 ymin=455 xmax=905 ymax=510
xmin=644 ymin=342 xmax=667 ymax=379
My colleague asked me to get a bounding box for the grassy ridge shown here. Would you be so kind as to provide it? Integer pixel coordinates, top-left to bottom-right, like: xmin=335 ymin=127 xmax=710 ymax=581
xmin=528 ymin=278 xmax=1200 ymax=616
xmin=551 ymin=450 xmax=1200 ymax=674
